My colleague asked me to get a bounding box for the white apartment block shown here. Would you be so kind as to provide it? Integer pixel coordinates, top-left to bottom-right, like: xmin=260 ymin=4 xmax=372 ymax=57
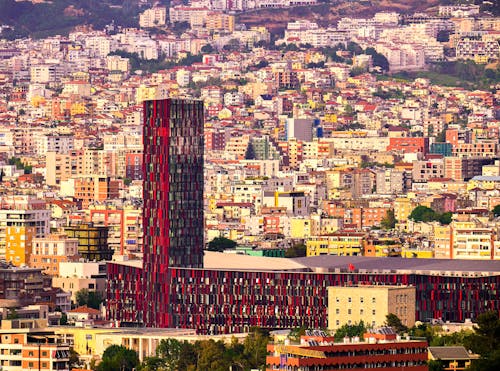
xmin=35 ymin=134 xmax=74 ymax=156
xmin=139 ymin=7 xmax=167 ymax=28
xmin=456 ymin=38 xmax=500 ymax=62
xmin=85 ymin=36 xmax=118 ymax=58
xmin=438 ymin=5 xmax=480 ymax=17
xmin=169 ymin=6 xmax=210 ymax=25
xmin=30 ymin=64 xmax=58 ymax=84
xmin=375 ymin=42 xmax=425 ymax=72
xmin=452 ymin=222 xmax=496 ymax=260
xmin=106 ymin=55 xmax=130 ymax=73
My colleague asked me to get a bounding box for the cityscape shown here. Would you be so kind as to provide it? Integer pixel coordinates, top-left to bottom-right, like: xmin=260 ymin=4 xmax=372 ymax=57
xmin=0 ymin=0 xmax=499 ymax=370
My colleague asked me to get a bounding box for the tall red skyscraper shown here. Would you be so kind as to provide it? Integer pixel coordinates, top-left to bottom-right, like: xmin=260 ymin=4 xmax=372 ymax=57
xmin=142 ymin=98 xmax=204 ymax=326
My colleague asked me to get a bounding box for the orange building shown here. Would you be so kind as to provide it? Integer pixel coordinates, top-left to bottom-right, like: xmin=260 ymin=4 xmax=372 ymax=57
xmin=387 ymin=137 xmax=429 ymax=155
xmin=6 ymin=226 xmax=36 ymax=266
xmin=266 ymin=330 xmax=428 ymax=371
xmin=74 ymin=176 xmax=121 ymax=209
xmin=0 ymin=330 xmax=70 ymax=370
xmin=30 ymin=233 xmax=80 ymax=275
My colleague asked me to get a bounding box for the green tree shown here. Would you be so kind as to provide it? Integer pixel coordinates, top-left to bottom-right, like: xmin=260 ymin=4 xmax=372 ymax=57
xmin=69 ymin=348 xmax=80 ymax=369
xmin=75 ymin=288 xmax=103 ymax=309
xmin=197 ymin=340 xmax=229 ymax=371
xmin=438 ymin=212 xmax=452 ymax=225
xmin=178 ymin=341 xmax=197 ymax=371
xmin=207 ymin=237 xmax=237 ymax=252
xmin=469 ymin=311 xmax=500 ymax=357
xmin=385 ymin=313 xmax=408 ymax=334
xmin=245 ymin=142 xmax=256 ymax=160
xmin=381 ymin=209 xmax=397 ymax=229
xmin=243 ymin=327 xmax=270 ymax=370
xmin=200 ymin=44 xmax=215 ymax=53
xmin=60 ymin=312 xmax=68 ymax=325
xmin=6 ymin=308 xmax=19 ymax=319
xmin=428 ymin=359 xmax=445 ymax=371
xmin=437 ymin=30 xmax=450 ymax=42
xmin=288 ymin=327 xmax=307 ymax=342
xmin=409 ymin=205 xmax=438 ymax=223
xmin=138 ymin=356 xmax=165 ymax=371
xmin=493 ymin=205 xmax=500 ymax=217
xmin=156 ymin=338 xmax=183 ymax=371
xmin=347 ymin=42 xmax=363 ymax=55
xmin=285 ymin=243 xmax=307 ymax=258
xmin=334 ymin=321 xmax=367 ymax=341
xmin=97 ymin=345 xmax=139 ymax=371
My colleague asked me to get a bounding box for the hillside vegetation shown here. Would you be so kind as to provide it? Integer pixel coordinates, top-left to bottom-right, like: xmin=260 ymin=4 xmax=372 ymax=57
xmin=0 ymin=0 xmax=142 ymax=39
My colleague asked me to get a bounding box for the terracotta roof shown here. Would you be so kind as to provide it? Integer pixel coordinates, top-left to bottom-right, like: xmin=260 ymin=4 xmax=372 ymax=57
xmin=68 ymin=305 xmax=100 ymax=315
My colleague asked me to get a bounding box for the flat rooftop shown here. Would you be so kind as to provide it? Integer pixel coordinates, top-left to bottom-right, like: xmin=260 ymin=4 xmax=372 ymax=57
xmin=110 ymin=252 xmax=500 ymax=277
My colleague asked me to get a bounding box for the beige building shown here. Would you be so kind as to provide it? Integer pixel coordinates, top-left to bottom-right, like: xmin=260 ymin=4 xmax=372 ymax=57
xmin=30 ymin=233 xmax=80 ymax=275
xmin=139 ymin=6 xmax=167 ymax=28
xmin=328 ymin=286 xmax=416 ymax=330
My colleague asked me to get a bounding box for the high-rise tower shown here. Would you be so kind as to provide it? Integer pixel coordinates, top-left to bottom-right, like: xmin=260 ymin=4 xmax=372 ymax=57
xmin=142 ymin=98 xmax=204 ymax=326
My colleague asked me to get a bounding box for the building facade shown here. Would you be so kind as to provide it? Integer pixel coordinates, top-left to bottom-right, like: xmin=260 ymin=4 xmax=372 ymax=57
xmin=142 ymin=98 xmax=204 ymax=327
xmin=327 ymin=286 xmax=416 ymax=330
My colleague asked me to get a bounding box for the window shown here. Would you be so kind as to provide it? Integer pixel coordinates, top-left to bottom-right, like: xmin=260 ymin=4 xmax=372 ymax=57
xmin=372 ymin=309 xmax=376 ymax=315
xmin=372 ymin=297 xmax=376 ymax=304
xmin=348 ymin=297 xmax=352 ymax=303
xmin=28 ymin=362 xmax=34 ymax=368
xmin=360 ymin=297 xmax=364 ymax=303
xmin=336 ymin=308 xmax=340 ymax=315
xmin=336 ymin=320 xmax=340 ymax=326
xmin=348 ymin=309 xmax=352 ymax=315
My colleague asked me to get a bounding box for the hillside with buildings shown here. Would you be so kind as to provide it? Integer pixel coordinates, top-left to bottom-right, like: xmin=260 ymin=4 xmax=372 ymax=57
xmin=238 ymin=0 xmax=443 ymax=33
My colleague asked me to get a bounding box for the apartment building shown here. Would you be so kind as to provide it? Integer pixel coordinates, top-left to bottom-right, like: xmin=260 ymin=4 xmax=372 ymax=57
xmin=0 ymin=321 xmax=70 ymax=371
xmin=0 ymin=196 xmax=50 ymax=262
xmin=29 ymin=233 xmax=79 ymax=275
xmin=328 ymin=286 xmax=416 ymax=330
xmin=139 ymin=6 xmax=167 ymax=28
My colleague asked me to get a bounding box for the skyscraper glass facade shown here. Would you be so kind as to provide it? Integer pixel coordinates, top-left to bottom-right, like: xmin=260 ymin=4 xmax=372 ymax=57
xmin=142 ymin=98 xmax=204 ymax=327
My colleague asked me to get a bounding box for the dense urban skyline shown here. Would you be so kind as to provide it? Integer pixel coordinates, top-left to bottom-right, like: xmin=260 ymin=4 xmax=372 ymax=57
xmin=0 ymin=1 xmax=499 ymax=370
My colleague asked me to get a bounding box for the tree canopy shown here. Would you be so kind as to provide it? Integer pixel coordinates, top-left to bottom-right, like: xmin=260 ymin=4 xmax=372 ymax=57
xmin=334 ymin=321 xmax=367 ymax=341
xmin=385 ymin=313 xmax=408 ymax=334
xmin=285 ymin=243 xmax=307 ymax=258
xmin=381 ymin=209 xmax=397 ymax=229
xmin=409 ymin=206 xmax=452 ymax=225
xmin=98 ymin=345 xmax=139 ymax=371
xmin=207 ymin=237 xmax=237 ymax=252
xmin=75 ymin=288 xmax=103 ymax=309
xmin=138 ymin=328 xmax=269 ymax=371
xmin=492 ymin=205 xmax=500 ymax=217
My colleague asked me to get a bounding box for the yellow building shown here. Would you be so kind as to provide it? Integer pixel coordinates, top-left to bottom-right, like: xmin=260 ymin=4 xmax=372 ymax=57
xmin=307 ymin=232 xmax=365 ymax=257
xmin=6 ymin=226 xmax=36 ymax=266
xmin=54 ymin=327 xmax=245 ymax=363
xmin=206 ymin=13 xmax=235 ymax=32
xmin=328 ymin=286 xmax=416 ymax=330
xmin=70 ymin=101 xmax=86 ymax=116
xmin=401 ymin=249 xmax=434 ymax=259
xmin=451 ymin=221 xmax=496 ymax=260
xmin=290 ymin=218 xmax=312 ymax=239
xmin=467 ymin=176 xmax=500 ymax=191
xmin=394 ymin=197 xmax=414 ymax=222
xmin=434 ymin=224 xmax=452 ymax=259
